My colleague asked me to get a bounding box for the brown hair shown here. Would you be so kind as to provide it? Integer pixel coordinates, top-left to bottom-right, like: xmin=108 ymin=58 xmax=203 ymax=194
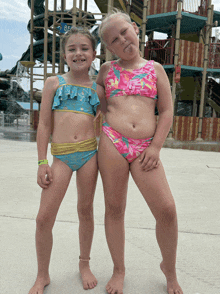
xmin=60 ymin=26 xmax=96 ymax=56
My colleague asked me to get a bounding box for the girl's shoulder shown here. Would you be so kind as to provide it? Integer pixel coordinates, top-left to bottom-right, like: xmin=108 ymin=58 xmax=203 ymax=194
xmin=44 ymin=75 xmax=60 ymax=91
xmin=96 ymin=83 xmax=105 ymax=97
xmin=152 ymin=61 xmax=167 ymax=79
xmin=100 ymin=61 xmax=113 ymax=72
xmin=152 ymin=61 xmax=164 ymax=71
xmin=97 ymin=61 xmax=115 ymax=87
xmin=41 ymin=76 xmax=60 ymax=108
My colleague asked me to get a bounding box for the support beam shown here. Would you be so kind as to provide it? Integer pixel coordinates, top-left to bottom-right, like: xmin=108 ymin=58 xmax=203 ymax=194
xmin=59 ymin=0 xmax=65 ymax=73
xmin=106 ymin=0 xmax=114 ymax=61
xmin=72 ymin=0 xmax=77 ymax=26
xmin=141 ymin=0 xmax=149 ymax=56
xmin=126 ymin=0 xmax=131 ymax=14
xmin=30 ymin=0 xmax=34 ymax=129
xmin=168 ymin=0 xmax=182 ymax=138
xmin=197 ymin=0 xmax=213 ymax=140
xmin=84 ymin=0 xmax=88 ymax=12
xmin=52 ymin=0 xmax=57 ymax=75
xmin=44 ymin=0 xmax=49 ymax=81
xmin=79 ymin=0 xmax=83 ymax=26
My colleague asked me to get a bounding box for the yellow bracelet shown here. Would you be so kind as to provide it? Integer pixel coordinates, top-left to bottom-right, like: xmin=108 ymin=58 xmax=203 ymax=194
xmin=38 ymin=159 xmax=48 ymax=166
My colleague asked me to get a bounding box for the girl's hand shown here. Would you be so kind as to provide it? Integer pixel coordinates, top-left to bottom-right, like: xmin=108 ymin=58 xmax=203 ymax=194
xmin=93 ymin=109 xmax=101 ymax=122
xmin=37 ymin=165 xmax=53 ymax=189
xmin=138 ymin=146 xmax=160 ymax=172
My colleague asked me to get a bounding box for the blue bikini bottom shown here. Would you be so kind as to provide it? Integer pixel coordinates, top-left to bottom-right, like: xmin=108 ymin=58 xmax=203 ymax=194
xmin=51 ymin=138 xmax=97 ymax=172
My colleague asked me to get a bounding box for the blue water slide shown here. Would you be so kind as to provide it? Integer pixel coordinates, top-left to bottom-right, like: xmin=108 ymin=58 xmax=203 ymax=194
xmin=1 ymin=0 xmax=97 ymax=76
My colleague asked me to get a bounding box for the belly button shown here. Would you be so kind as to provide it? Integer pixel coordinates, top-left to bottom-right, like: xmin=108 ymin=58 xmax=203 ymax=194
xmin=74 ymin=135 xmax=77 ymax=139
xmin=133 ymin=124 xmax=135 ymax=128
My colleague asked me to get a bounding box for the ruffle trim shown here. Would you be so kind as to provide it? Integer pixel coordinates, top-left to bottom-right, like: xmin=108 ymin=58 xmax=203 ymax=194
xmin=52 ymin=84 xmax=100 ymax=110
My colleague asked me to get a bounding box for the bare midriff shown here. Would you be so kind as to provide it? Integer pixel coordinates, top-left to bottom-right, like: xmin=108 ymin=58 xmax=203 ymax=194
xmin=52 ymin=111 xmax=95 ymax=143
xmin=105 ymin=95 xmax=157 ymax=139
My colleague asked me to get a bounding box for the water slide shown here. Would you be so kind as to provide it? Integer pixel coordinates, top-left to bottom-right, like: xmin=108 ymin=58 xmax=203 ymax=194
xmin=0 ymin=0 xmax=98 ymax=115
xmin=1 ymin=0 xmax=97 ymax=77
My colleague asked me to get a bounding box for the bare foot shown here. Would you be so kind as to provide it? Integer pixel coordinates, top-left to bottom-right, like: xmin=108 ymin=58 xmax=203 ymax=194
xmin=106 ymin=269 xmax=125 ymax=294
xmin=160 ymin=262 xmax=183 ymax=294
xmin=28 ymin=275 xmax=50 ymax=294
xmin=79 ymin=260 xmax=97 ymax=290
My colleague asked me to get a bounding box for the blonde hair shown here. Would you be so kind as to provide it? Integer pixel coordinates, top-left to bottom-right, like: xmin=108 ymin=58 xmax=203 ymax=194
xmin=99 ymin=9 xmax=132 ymax=45
xmin=60 ymin=26 xmax=96 ymax=56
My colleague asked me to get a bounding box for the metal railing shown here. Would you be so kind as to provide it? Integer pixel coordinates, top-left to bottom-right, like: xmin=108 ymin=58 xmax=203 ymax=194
xmin=145 ymin=39 xmax=220 ymax=69
xmin=145 ymin=39 xmax=175 ymax=65
xmin=0 ymin=112 xmax=30 ymax=128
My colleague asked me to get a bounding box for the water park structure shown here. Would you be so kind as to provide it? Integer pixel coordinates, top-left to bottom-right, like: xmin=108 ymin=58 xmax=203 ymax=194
xmin=0 ymin=0 xmax=220 ymax=147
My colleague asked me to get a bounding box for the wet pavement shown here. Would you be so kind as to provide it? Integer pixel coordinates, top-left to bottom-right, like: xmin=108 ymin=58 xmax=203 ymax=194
xmin=0 ymin=136 xmax=220 ymax=294
xmin=0 ymin=126 xmax=37 ymax=142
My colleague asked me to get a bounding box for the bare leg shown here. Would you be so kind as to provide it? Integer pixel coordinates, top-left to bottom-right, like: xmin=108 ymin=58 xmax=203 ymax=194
xmin=98 ymin=133 xmax=129 ymax=294
xmin=130 ymin=159 xmax=183 ymax=294
xmin=28 ymin=158 xmax=72 ymax=294
xmin=76 ymin=153 xmax=98 ymax=290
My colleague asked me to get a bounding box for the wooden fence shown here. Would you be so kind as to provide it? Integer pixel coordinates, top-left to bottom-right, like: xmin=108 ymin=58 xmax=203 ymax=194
xmin=209 ymin=43 xmax=220 ymax=69
xmin=183 ymin=0 xmax=208 ymax=16
xmin=94 ymin=115 xmax=220 ymax=141
xmin=178 ymin=40 xmax=204 ymax=67
xmin=127 ymin=0 xmax=207 ymax=19
xmin=172 ymin=116 xmax=220 ymax=141
xmin=145 ymin=39 xmax=220 ymax=69
xmin=147 ymin=0 xmax=177 ymax=15
xmin=129 ymin=0 xmax=177 ymax=19
xmin=145 ymin=39 xmax=175 ymax=65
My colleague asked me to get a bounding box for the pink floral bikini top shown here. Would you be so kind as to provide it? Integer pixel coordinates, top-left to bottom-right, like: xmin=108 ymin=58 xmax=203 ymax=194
xmin=105 ymin=60 xmax=157 ymax=100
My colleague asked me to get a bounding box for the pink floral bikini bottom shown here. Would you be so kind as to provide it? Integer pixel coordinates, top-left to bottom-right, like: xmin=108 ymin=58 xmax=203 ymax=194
xmin=102 ymin=121 xmax=153 ymax=163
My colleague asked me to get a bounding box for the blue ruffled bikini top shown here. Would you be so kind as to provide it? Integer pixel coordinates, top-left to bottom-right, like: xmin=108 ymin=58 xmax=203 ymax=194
xmin=52 ymin=75 xmax=100 ymax=117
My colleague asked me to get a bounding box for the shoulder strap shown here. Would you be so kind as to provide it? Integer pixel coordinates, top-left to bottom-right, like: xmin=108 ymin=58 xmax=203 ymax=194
xmin=57 ymin=75 xmax=66 ymax=85
xmin=146 ymin=60 xmax=154 ymax=67
xmin=91 ymin=81 xmax=97 ymax=91
xmin=111 ymin=60 xmax=118 ymax=67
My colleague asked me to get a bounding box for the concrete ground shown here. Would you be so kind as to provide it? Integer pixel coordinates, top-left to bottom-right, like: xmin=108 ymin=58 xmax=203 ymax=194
xmin=0 ymin=139 xmax=220 ymax=294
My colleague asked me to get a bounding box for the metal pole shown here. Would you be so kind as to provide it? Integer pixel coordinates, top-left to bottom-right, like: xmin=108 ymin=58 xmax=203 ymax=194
xmin=72 ymin=0 xmax=77 ymax=26
xmin=126 ymin=0 xmax=131 ymax=14
xmin=52 ymin=0 xmax=57 ymax=75
xmin=107 ymin=0 xmax=114 ymax=17
xmin=141 ymin=0 xmax=149 ymax=56
xmin=30 ymin=0 xmax=34 ymax=129
xmin=106 ymin=0 xmax=114 ymax=61
xmin=84 ymin=0 xmax=88 ymax=12
xmin=59 ymin=0 xmax=65 ymax=73
xmin=197 ymin=0 xmax=213 ymax=140
xmin=44 ymin=0 xmax=49 ymax=82
xmin=209 ymin=5 xmax=214 ymax=44
xmin=79 ymin=0 xmax=83 ymax=26
xmin=168 ymin=0 xmax=182 ymax=138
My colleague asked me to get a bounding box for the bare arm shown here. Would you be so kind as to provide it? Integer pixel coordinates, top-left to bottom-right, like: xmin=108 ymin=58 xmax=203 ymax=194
xmin=96 ymin=84 xmax=107 ymax=114
xmin=138 ymin=62 xmax=173 ymax=171
xmin=151 ymin=62 xmax=173 ymax=150
xmin=36 ymin=76 xmax=58 ymax=188
xmin=96 ymin=62 xmax=111 ymax=118
xmin=96 ymin=62 xmax=109 ymax=88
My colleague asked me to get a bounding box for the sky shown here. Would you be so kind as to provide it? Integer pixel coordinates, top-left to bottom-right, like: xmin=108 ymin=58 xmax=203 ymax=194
xmin=0 ymin=0 xmax=220 ymax=90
